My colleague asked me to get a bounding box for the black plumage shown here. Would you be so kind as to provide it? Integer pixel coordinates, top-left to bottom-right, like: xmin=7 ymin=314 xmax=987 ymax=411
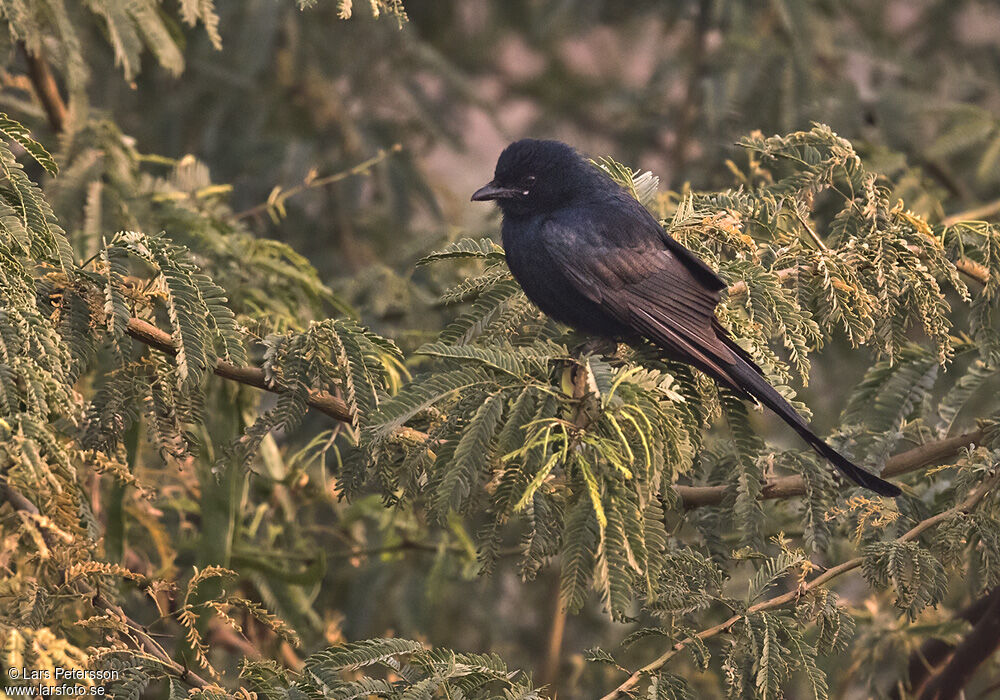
xmin=472 ymin=138 xmax=901 ymax=497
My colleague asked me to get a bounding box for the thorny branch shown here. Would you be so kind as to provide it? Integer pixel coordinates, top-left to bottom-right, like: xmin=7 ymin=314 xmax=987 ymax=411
xmin=126 ymin=315 xmax=987 ymax=509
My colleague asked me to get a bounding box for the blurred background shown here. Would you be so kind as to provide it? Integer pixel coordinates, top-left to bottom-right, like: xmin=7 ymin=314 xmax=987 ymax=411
xmin=13 ymin=0 xmax=1000 ymax=696
xmin=87 ymin=1 xmax=1000 ymax=279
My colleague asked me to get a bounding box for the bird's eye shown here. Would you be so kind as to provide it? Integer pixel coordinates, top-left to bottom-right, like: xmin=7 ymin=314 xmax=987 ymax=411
xmin=521 ymin=175 xmax=536 ymax=195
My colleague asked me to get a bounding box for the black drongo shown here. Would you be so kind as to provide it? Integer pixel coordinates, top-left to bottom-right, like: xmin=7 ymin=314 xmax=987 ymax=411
xmin=472 ymin=138 xmax=900 ymax=497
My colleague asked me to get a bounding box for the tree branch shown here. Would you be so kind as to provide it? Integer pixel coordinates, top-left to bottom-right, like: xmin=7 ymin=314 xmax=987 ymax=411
xmin=676 ymin=429 xmax=984 ymax=508
xmin=670 ymin=0 xmax=712 ymax=178
xmin=126 ymin=317 xmax=355 ymax=425
xmin=326 ymin=538 xmax=521 ymax=560
xmin=93 ymin=593 xmax=213 ymax=690
xmin=19 ymin=42 xmax=68 ymax=134
xmin=725 ymin=251 xmax=990 ymax=300
xmin=943 ymin=199 xmax=1000 ymax=227
xmin=918 ymin=585 xmax=1000 ymax=700
xmin=127 ymin=319 xmax=985 ymax=511
xmin=955 ymin=256 xmax=992 ymax=286
xmin=725 ymin=265 xmax=802 ymax=298
xmin=600 ymin=471 xmax=1000 ymax=700
xmin=539 ymin=575 xmax=568 ymax=693
xmin=233 ymin=145 xmax=401 ymax=221
xmin=539 ymin=362 xmax=593 ymax=692
xmin=890 ymin=587 xmax=999 ymax=699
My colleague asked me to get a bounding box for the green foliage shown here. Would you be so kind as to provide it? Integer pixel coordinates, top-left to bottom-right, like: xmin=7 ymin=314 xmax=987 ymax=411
xmin=724 ymin=125 xmax=967 ymax=365
xmin=840 ymin=345 xmax=940 ymax=465
xmin=51 ymin=121 xmax=343 ymax=328
xmin=5 ymin=3 xmax=1000 ymax=698
xmin=645 ymin=673 xmax=695 ymax=700
xmin=0 ymin=107 xmax=409 ymax=696
xmin=862 ymin=541 xmax=949 ymax=621
xmin=594 ymin=156 xmax=660 ymax=207
xmin=348 ymin=127 xmax=1000 ymax=697
xmin=0 ymin=112 xmax=57 ymax=174
xmin=241 ymin=638 xmax=541 ymax=699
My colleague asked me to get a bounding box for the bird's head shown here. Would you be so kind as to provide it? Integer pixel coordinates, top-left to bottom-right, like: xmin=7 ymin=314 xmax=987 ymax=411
xmin=471 ymin=139 xmax=595 ymax=216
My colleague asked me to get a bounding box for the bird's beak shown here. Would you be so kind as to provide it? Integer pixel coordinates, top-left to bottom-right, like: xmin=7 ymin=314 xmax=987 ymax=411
xmin=471 ymin=181 xmax=521 ymax=202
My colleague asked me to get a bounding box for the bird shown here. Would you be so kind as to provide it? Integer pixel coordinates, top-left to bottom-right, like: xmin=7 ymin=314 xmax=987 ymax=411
xmin=471 ymin=138 xmax=901 ymax=497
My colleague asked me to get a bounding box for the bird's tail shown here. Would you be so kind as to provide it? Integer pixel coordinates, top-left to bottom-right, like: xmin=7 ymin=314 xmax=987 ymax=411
xmin=718 ymin=342 xmax=902 ymax=497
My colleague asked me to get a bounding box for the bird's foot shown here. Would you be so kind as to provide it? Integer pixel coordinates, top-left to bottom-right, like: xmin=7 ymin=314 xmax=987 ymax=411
xmin=570 ymin=336 xmax=618 ymax=358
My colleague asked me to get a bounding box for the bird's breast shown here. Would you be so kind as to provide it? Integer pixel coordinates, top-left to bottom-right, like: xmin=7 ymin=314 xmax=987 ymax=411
xmin=501 ymin=215 xmax=626 ymax=338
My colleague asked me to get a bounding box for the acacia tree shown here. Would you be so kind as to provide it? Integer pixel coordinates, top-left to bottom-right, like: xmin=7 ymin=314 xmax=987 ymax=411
xmin=3 ymin=2 xmax=1000 ymax=700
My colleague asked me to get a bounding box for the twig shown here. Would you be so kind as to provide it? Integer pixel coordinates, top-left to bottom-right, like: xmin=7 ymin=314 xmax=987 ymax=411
xmin=539 ymin=575 xmax=568 ymax=692
xmin=234 ymin=145 xmax=402 ymax=221
xmin=725 ymin=251 xmax=989 ymax=299
xmin=726 ymin=265 xmax=807 ymax=299
xmin=126 ymin=317 xmax=423 ymax=441
xmin=725 ymin=228 xmax=992 ymax=300
xmin=955 ymin=257 xmax=992 ymax=286
xmin=0 ymin=478 xmax=40 ymax=514
xmin=600 ymin=471 xmax=1000 ymax=700
xmin=208 ymin=618 xmax=263 ymax=660
xmin=125 ymin=317 xmax=435 ymax=444
xmin=793 ymin=207 xmax=830 ymax=253
xmin=675 ymin=429 xmax=984 ymax=508
xmin=327 ymin=538 xmax=521 ymax=560
xmin=538 ymin=362 xmax=592 ymax=692
xmin=93 ymin=594 xmax=213 ymax=689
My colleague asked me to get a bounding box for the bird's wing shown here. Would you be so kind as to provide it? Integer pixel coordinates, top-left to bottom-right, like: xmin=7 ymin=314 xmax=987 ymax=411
xmin=540 ymin=208 xmax=739 ymax=385
xmin=537 ymin=198 xmax=902 ymax=497
xmin=656 ymin=225 xmax=728 ymax=293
